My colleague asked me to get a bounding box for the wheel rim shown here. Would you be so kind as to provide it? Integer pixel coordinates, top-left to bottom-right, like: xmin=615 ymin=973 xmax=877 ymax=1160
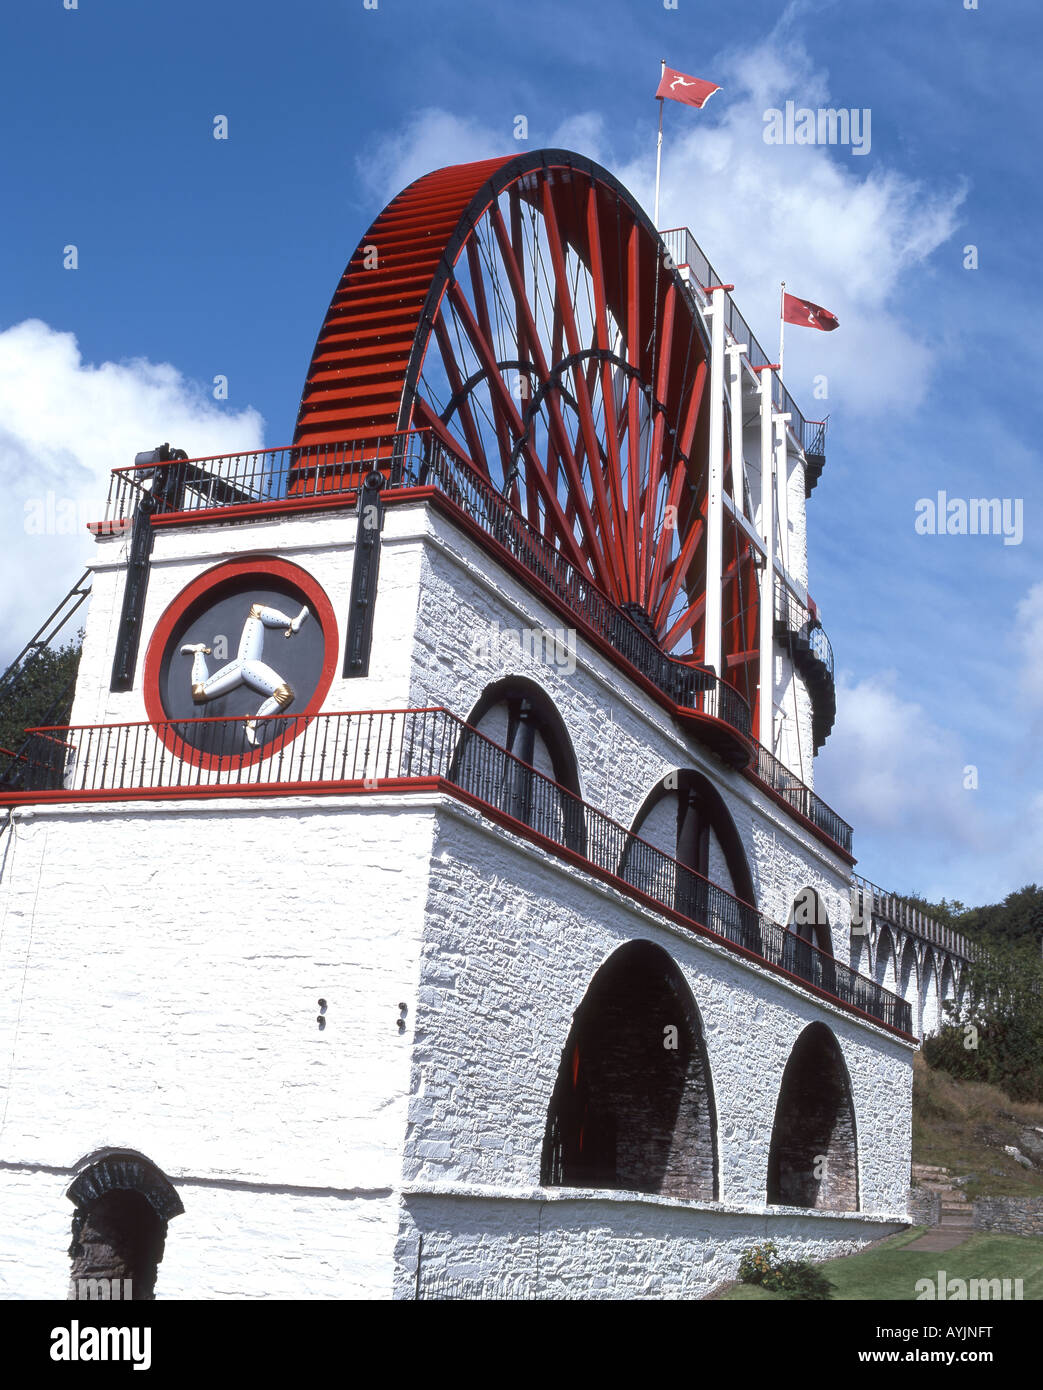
xmin=295 ymin=150 xmax=760 ymax=708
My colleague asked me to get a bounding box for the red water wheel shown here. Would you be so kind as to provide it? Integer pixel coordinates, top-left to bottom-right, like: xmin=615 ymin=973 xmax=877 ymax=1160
xmin=294 ymin=150 xmax=759 ymax=706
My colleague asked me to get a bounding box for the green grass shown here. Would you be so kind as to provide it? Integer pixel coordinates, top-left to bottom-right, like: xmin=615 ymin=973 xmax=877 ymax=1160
xmin=716 ymin=1229 xmax=1043 ymax=1301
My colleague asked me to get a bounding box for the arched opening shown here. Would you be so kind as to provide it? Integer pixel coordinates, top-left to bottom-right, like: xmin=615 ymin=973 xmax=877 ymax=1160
xmin=940 ymin=957 xmax=957 ymax=1021
xmin=66 ymin=1150 xmax=183 ymax=1301
xmin=625 ymin=770 xmax=754 ymax=903
xmin=849 ymin=914 xmax=872 ymax=977
xmin=920 ymin=949 xmax=941 ymax=1037
xmin=618 ymin=770 xmax=758 ymax=951
xmin=899 ymin=939 xmax=920 ymax=1033
xmin=541 ymin=940 xmax=718 ymax=1200
xmin=767 ymin=1023 xmax=859 ymax=1211
xmin=450 ymin=677 xmax=585 ymax=853
xmin=784 ymin=887 xmax=837 ymax=996
xmin=875 ymin=929 xmax=897 ymax=993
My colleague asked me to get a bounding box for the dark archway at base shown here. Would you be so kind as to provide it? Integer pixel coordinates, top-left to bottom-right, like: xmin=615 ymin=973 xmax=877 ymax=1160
xmin=66 ymin=1150 xmax=183 ymax=1301
xmin=766 ymin=1023 xmax=859 ymax=1211
xmin=541 ymin=940 xmax=718 ymax=1200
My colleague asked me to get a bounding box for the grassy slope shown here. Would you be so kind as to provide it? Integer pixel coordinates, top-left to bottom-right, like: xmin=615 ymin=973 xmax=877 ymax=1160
xmin=718 ymin=1229 xmax=1043 ymax=1300
xmin=912 ymin=1053 xmax=1043 ymax=1200
xmin=717 ymin=1058 xmax=1043 ymax=1300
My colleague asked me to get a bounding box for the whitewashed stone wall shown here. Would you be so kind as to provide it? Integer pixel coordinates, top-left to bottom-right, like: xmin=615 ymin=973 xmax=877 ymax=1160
xmin=0 ymin=795 xmax=436 ymax=1298
xmin=408 ymin=802 xmax=912 ymax=1213
xmin=389 ymin=798 xmax=912 ymax=1300
xmin=398 ymin=1194 xmax=904 ymax=1300
xmin=0 ymin=1169 xmax=400 ymax=1300
xmin=0 ymin=783 xmax=912 ymax=1299
xmin=402 ymin=509 xmax=854 ymax=954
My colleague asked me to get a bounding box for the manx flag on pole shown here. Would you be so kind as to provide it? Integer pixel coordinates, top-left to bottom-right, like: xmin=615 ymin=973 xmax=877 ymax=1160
xmin=653 ymin=61 xmax=720 ymax=227
xmin=655 ymin=65 xmax=721 ymax=109
xmin=782 ymin=292 xmax=840 ymax=332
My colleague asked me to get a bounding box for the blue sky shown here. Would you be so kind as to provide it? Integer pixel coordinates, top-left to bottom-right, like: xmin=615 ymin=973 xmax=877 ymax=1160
xmin=1 ymin=0 xmax=1040 ymax=907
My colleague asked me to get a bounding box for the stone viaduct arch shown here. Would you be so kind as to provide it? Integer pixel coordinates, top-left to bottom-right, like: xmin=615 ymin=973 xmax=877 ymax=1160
xmin=852 ymin=877 xmax=974 ymax=1042
xmin=767 ymin=1023 xmax=859 ymax=1211
xmin=541 ymin=940 xmax=718 ymax=1201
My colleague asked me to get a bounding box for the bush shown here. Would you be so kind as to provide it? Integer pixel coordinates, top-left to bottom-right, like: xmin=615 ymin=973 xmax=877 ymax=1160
xmin=923 ymin=940 xmax=1043 ymax=1103
xmin=737 ymin=1241 xmax=834 ymax=1300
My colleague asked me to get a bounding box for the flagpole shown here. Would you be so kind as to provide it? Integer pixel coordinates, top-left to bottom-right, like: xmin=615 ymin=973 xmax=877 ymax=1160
xmin=778 ymin=281 xmax=786 ymax=378
xmin=653 ymin=59 xmax=665 ymax=229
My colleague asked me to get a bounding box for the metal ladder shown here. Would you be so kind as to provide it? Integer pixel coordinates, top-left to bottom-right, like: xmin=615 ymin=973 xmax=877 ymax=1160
xmin=0 ymin=568 xmax=93 ymax=699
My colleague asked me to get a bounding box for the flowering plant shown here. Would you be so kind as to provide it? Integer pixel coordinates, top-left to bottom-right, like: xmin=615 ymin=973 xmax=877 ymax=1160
xmin=737 ymin=1241 xmax=834 ymax=1299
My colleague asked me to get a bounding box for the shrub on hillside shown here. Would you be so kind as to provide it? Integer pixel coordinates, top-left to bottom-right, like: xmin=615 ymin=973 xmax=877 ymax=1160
xmin=924 ymin=940 xmax=1043 ymax=1103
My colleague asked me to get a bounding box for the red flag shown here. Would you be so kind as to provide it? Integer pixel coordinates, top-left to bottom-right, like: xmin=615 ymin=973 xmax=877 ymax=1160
xmin=655 ymin=66 xmax=721 ymax=109
xmin=782 ymin=292 xmax=839 ymax=332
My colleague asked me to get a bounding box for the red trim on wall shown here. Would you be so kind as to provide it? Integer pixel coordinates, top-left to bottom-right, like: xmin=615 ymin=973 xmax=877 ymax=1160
xmin=141 ymin=557 xmax=340 ymax=772
xmin=0 ymin=773 xmax=909 ymax=1039
xmin=92 ymin=484 xmax=845 ymax=854
xmin=147 ymin=485 xmax=439 ymax=530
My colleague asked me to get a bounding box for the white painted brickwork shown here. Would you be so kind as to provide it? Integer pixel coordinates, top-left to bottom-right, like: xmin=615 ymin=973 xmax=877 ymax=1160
xmin=410 ymin=803 xmax=911 ymax=1213
xmin=0 ymin=494 xmax=914 ymax=1299
xmin=398 ymin=1193 xmax=904 ymax=1300
xmin=0 ymin=797 xmax=433 ymax=1298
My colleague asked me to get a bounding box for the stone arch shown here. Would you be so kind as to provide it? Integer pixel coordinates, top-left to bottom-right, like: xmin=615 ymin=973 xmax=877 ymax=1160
xmin=623 ymin=769 xmax=755 ymax=906
xmin=954 ymin=960 xmax=969 ymax=1009
xmin=920 ymin=948 xmax=941 ymax=1037
xmin=899 ymin=937 xmax=919 ymax=996
xmin=940 ymin=956 xmax=958 ymax=1021
xmin=66 ymin=1149 xmax=183 ymax=1301
xmin=767 ymin=1023 xmax=859 ymax=1211
xmin=789 ymin=886 xmax=833 ymax=954
xmin=541 ymin=939 xmax=718 ymax=1200
xmin=784 ymin=886 xmax=837 ymax=996
xmin=875 ymin=927 xmax=897 ymax=993
xmin=899 ymin=937 xmax=921 ymax=1033
xmin=849 ymin=913 xmax=872 ymax=978
xmin=450 ymin=675 xmax=586 ymax=853
xmin=615 ymin=769 xmax=759 ymax=953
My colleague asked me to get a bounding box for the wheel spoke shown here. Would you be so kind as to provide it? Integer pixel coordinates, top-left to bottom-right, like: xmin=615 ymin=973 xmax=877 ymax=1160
xmin=294 ymin=153 xmax=747 ymax=690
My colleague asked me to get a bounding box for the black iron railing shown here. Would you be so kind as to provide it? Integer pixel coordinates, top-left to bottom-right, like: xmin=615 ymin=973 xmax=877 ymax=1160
xmin=1 ymin=707 xmax=907 ymax=1033
xmin=103 ymin=435 xmax=435 ymax=523
xmin=753 ymin=741 xmax=851 ymax=853
xmin=774 ymin=583 xmax=835 ymax=684
xmin=99 ymin=430 xmax=858 ymax=850
xmin=773 ymin=580 xmax=838 ymax=754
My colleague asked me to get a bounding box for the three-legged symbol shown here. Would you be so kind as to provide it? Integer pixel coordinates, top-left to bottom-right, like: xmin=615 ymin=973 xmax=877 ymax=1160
xmin=181 ymin=602 xmax=310 ymax=744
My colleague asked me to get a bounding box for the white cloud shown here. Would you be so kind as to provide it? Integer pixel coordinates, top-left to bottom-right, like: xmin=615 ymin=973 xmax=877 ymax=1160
xmin=614 ymin=38 xmax=964 ymax=418
xmin=815 ymin=669 xmax=983 ymax=848
xmin=0 ymin=319 xmax=264 ymax=659
xmin=356 ymin=108 xmax=504 ymax=206
xmin=355 ymin=35 xmax=963 ymax=420
xmin=1015 ymin=581 xmax=1043 ymax=706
